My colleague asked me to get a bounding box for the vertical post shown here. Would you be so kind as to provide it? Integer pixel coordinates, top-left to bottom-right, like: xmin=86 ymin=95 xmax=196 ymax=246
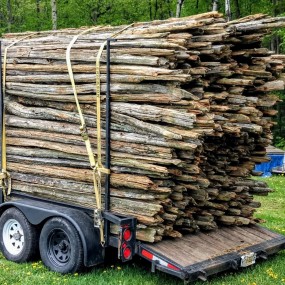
xmin=104 ymin=38 xmax=112 ymax=245
xmin=0 ymin=42 xmax=3 ymax=204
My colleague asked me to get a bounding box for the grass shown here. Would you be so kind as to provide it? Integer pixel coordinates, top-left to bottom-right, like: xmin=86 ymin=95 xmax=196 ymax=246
xmin=0 ymin=176 xmax=285 ymax=285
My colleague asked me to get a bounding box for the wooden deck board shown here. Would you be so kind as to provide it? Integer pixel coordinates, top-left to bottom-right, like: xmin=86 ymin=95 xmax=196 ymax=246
xmin=147 ymin=236 xmax=211 ymax=264
xmin=200 ymin=230 xmax=246 ymax=250
xmin=193 ymin=231 xmax=239 ymax=252
xmin=235 ymin=226 xmax=272 ymax=241
xmin=247 ymin=225 xmax=279 ymax=239
xmin=221 ymin=227 xmax=265 ymax=244
xmin=211 ymin=228 xmax=256 ymax=247
xmin=149 ymin=237 xmax=203 ymax=262
xmin=144 ymin=225 xmax=284 ymax=267
xmin=205 ymin=228 xmax=250 ymax=246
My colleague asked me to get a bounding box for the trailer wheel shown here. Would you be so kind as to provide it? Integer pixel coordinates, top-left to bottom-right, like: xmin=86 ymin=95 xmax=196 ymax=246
xmin=39 ymin=217 xmax=83 ymax=274
xmin=0 ymin=207 xmax=38 ymax=262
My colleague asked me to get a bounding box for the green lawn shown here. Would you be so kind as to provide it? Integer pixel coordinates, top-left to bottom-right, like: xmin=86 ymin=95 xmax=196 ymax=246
xmin=0 ymin=176 xmax=284 ymax=285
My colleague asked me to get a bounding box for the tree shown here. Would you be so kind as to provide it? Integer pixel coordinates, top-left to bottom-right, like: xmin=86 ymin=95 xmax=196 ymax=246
xmin=7 ymin=0 xmax=12 ymax=32
xmin=149 ymin=0 xmax=153 ymax=20
xmin=270 ymin=0 xmax=285 ymax=53
xmin=212 ymin=0 xmax=219 ymax=11
xmin=51 ymin=0 xmax=57 ymax=30
xmin=225 ymin=0 xmax=231 ymax=21
xmin=233 ymin=0 xmax=241 ymax=18
xmin=36 ymin=0 xmax=41 ymax=30
xmin=0 ymin=0 xmax=285 ymax=34
xmin=166 ymin=0 xmax=174 ymax=17
xmin=176 ymin=0 xmax=185 ymax=17
xmin=89 ymin=1 xmax=111 ymax=24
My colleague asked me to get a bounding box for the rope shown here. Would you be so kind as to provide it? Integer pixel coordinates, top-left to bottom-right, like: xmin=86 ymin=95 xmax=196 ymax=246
xmin=2 ymin=33 xmax=38 ymax=199
xmin=66 ymin=24 xmax=133 ymax=246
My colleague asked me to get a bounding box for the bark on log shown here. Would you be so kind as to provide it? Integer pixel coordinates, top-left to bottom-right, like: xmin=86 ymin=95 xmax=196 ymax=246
xmin=2 ymin=11 xmax=283 ymax=242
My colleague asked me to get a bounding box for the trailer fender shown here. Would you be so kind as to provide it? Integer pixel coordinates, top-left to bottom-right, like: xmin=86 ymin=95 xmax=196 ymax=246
xmin=0 ymin=200 xmax=104 ymax=267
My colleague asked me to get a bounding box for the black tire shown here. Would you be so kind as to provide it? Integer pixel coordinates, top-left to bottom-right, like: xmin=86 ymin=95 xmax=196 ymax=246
xmin=0 ymin=207 xmax=38 ymax=262
xmin=39 ymin=217 xmax=83 ymax=274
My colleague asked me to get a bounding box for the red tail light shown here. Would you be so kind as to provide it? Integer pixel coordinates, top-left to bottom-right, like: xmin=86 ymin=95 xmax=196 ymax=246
xmin=122 ymin=246 xmax=132 ymax=260
xmin=119 ymin=225 xmax=135 ymax=262
xmin=123 ymin=229 xmax=132 ymax=241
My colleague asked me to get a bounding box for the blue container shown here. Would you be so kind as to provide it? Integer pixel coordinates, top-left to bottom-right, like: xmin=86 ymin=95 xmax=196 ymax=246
xmin=255 ymin=154 xmax=285 ymax=177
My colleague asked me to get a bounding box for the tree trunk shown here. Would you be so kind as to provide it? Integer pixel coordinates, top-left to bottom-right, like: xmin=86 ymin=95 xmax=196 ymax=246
xmin=51 ymin=0 xmax=57 ymax=30
xmin=176 ymin=0 xmax=185 ymax=18
xmin=149 ymin=0 xmax=153 ymax=20
xmin=36 ymin=0 xmax=41 ymax=30
xmin=166 ymin=0 xmax=173 ymax=17
xmin=154 ymin=0 xmax=158 ymax=19
xmin=270 ymin=0 xmax=281 ymax=53
xmin=271 ymin=34 xmax=280 ymax=54
xmin=7 ymin=0 xmax=12 ymax=32
xmin=196 ymin=0 xmax=199 ymax=9
xmin=233 ymin=0 xmax=240 ymax=19
xmin=225 ymin=0 xmax=231 ymax=21
xmin=212 ymin=0 xmax=218 ymax=11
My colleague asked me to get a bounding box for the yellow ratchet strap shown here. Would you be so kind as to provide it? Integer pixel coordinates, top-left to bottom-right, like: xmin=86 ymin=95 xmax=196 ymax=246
xmin=2 ymin=33 xmax=38 ymax=199
xmin=66 ymin=24 xmax=133 ymax=246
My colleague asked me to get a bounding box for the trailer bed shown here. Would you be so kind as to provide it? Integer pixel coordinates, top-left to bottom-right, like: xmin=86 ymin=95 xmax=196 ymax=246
xmin=138 ymin=225 xmax=285 ymax=282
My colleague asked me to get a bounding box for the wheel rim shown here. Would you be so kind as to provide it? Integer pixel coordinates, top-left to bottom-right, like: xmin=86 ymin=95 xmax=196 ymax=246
xmin=2 ymin=219 xmax=25 ymax=255
xmin=47 ymin=229 xmax=71 ymax=266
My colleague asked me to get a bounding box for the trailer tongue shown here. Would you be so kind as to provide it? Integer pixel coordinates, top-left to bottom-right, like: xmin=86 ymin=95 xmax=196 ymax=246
xmin=138 ymin=225 xmax=285 ymax=282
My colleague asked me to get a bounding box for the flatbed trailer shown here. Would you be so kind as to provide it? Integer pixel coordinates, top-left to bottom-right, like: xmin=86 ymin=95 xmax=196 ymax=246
xmin=0 ymin=39 xmax=284 ymax=283
xmin=0 ymin=194 xmax=284 ymax=283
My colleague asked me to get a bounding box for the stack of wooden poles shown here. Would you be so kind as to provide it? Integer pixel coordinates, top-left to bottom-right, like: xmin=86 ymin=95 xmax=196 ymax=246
xmin=2 ymin=12 xmax=285 ymax=242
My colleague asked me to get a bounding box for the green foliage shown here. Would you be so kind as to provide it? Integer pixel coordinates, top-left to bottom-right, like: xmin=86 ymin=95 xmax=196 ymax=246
xmin=274 ymin=136 xmax=285 ymax=150
xmin=277 ymin=27 xmax=285 ymax=53
xmin=274 ymin=91 xmax=285 ymax=100
xmin=273 ymin=96 xmax=285 ymax=148
xmin=1 ymin=0 xmax=285 ymax=33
